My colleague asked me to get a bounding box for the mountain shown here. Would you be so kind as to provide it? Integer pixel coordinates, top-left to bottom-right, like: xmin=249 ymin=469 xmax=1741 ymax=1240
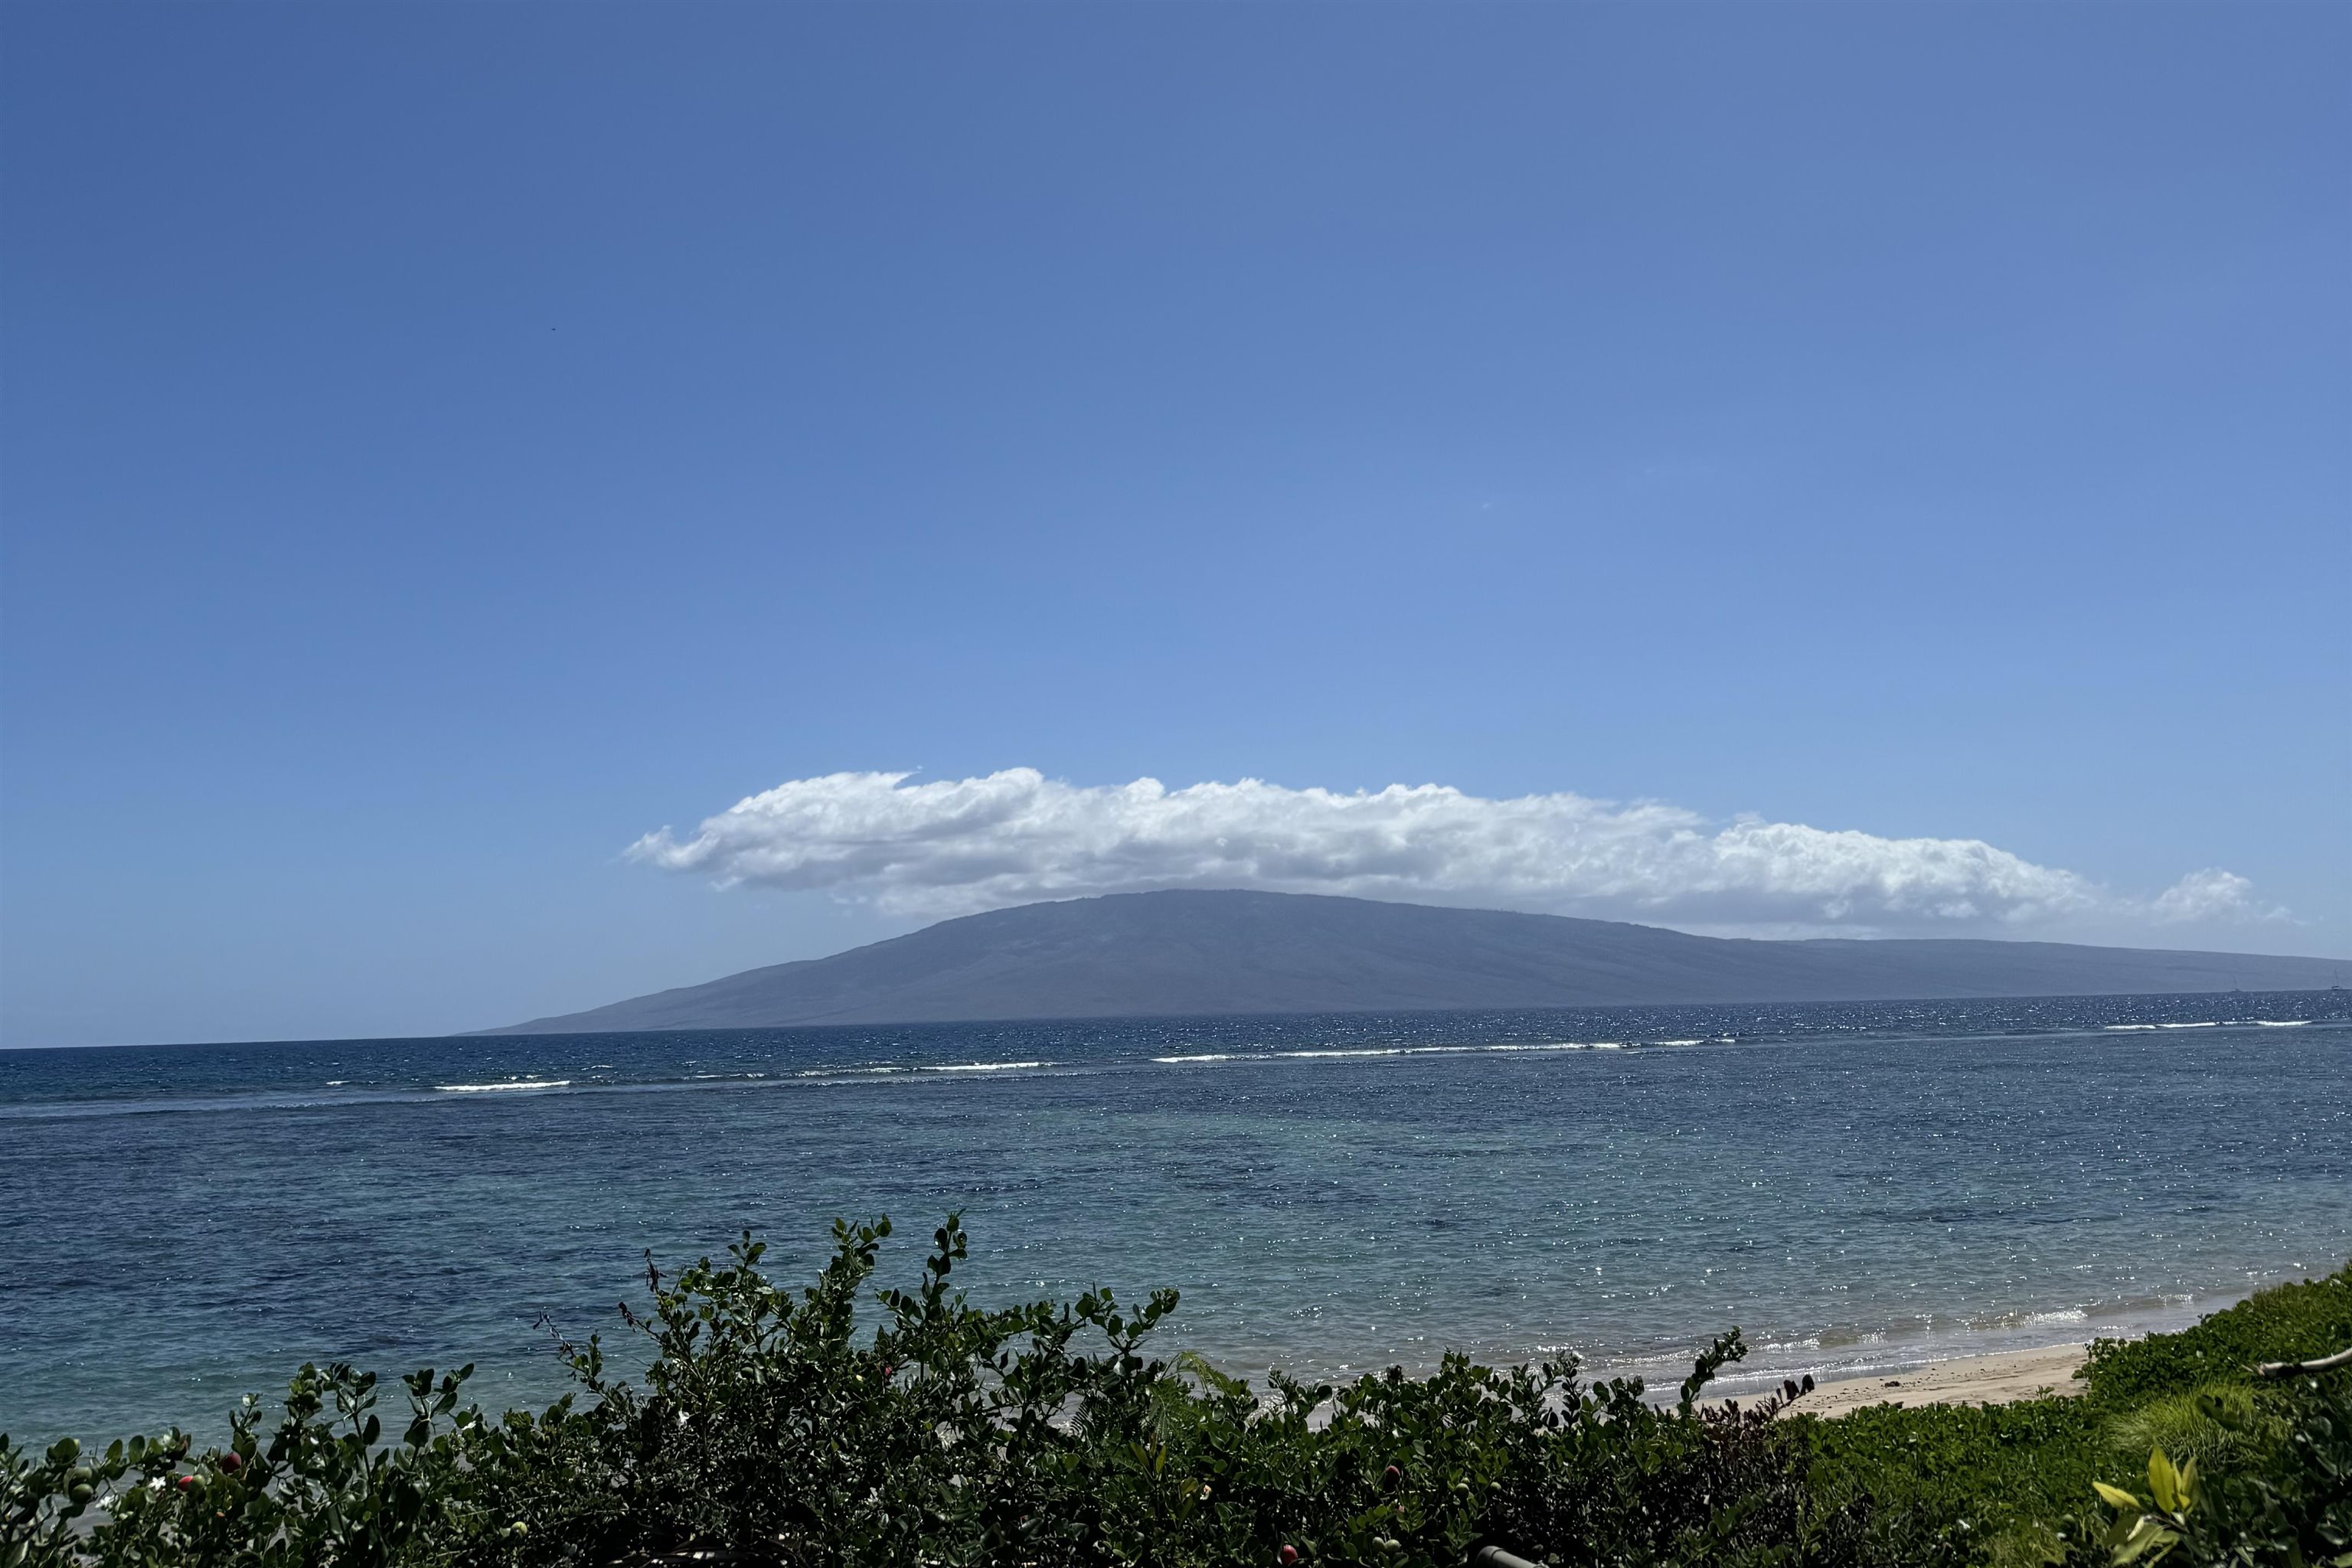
xmin=480 ymin=890 xmax=2346 ymax=1034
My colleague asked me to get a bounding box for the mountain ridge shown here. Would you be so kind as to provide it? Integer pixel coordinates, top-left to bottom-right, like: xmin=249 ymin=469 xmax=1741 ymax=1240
xmin=478 ymin=890 xmax=2347 ymax=1034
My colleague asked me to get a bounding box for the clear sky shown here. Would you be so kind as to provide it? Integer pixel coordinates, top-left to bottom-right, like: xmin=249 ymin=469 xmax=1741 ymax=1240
xmin=3 ymin=3 xmax=2347 ymax=1048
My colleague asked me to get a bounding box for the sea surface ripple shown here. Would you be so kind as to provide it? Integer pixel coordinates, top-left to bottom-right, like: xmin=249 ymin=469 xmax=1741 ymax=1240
xmin=2 ymin=991 xmax=2347 ymax=1441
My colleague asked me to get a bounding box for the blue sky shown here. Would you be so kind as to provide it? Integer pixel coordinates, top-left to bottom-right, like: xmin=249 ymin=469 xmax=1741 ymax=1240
xmin=3 ymin=3 xmax=2346 ymax=1047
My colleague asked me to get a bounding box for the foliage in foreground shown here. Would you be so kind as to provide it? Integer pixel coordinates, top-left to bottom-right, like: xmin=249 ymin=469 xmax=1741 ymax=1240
xmin=1792 ymin=1265 xmax=2352 ymax=1567
xmin=2078 ymin=1275 xmax=2352 ymax=1412
xmin=4 ymin=1225 xmax=2347 ymax=1568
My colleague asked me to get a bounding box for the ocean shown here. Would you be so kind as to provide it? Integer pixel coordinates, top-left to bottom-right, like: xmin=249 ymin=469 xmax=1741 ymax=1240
xmin=3 ymin=991 xmax=2347 ymax=1446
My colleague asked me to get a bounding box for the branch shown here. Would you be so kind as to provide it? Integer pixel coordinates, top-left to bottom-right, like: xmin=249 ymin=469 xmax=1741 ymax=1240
xmin=2254 ymin=1345 xmax=2352 ymax=1379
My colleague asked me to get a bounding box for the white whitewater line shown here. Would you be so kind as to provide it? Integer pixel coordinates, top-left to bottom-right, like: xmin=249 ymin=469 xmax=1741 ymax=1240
xmin=1155 ymin=1040 xmax=1613 ymax=1066
xmin=2254 ymin=1020 xmax=2310 ymax=1027
xmin=2104 ymin=1024 xmax=2161 ymax=1031
xmin=436 ymin=1079 xmax=571 ymax=1093
xmin=1272 ymin=1042 xmax=1610 ymax=1060
xmin=2160 ymin=1021 xmax=2220 ymax=1030
xmin=920 ymin=1060 xmax=1049 ymax=1073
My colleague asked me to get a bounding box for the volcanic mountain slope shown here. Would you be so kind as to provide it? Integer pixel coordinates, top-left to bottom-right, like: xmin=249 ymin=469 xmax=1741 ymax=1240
xmin=480 ymin=890 xmax=2344 ymax=1033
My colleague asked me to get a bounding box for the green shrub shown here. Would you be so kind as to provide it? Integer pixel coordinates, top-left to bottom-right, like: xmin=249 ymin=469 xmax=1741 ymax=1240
xmin=1794 ymin=1394 xmax=2106 ymax=1566
xmin=5 ymin=1226 xmax=2348 ymax=1568
xmin=2103 ymin=1384 xmax=2280 ymax=1472
xmin=5 ymin=1217 xmax=1857 ymax=1568
xmin=1 ymin=1363 xmax=494 ymax=1568
xmin=2080 ymin=1269 xmax=2352 ymax=1410
xmin=2062 ymin=1367 xmax=2352 ymax=1566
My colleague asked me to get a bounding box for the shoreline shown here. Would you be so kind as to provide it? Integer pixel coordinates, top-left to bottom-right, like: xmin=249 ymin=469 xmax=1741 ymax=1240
xmin=1775 ymin=1340 xmax=2089 ymax=1417
xmin=1681 ymin=1282 xmax=2284 ymax=1416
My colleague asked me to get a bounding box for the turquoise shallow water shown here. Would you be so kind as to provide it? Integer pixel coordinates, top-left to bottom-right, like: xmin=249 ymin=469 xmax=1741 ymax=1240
xmin=3 ymin=991 xmax=2347 ymax=1444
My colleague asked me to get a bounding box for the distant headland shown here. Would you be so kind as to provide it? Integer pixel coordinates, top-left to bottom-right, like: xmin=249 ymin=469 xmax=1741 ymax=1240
xmin=478 ymin=890 xmax=2347 ymax=1034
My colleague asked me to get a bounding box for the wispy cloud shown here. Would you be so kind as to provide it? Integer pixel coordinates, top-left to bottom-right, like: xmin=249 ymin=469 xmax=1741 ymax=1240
xmin=628 ymin=769 xmax=2284 ymax=935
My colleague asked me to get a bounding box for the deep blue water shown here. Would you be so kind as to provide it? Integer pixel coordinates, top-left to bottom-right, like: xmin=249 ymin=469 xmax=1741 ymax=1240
xmin=4 ymin=991 xmax=2348 ymax=1445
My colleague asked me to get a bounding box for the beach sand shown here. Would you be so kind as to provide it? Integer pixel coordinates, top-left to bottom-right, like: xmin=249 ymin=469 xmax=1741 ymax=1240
xmin=1771 ymin=1341 xmax=2089 ymax=1418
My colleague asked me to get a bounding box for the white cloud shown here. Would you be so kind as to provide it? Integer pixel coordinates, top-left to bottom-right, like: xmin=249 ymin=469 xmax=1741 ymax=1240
xmin=627 ymin=768 xmax=2286 ymax=936
xmin=2149 ymin=868 xmax=2284 ymax=924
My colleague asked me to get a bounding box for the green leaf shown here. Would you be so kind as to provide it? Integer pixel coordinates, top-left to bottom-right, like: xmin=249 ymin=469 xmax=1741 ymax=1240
xmin=2111 ymin=1520 xmax=2179 ymax=1564
xmin=2096 ymin=1482 xmax=2144 ymax=1512
xmin=2147 ymin=1448 xmax=2178 ymax=1513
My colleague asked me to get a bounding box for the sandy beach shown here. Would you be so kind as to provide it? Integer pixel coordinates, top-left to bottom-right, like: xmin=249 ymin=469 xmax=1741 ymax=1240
xmin=1772 ymin=1341 xmax=2090 ymax=1418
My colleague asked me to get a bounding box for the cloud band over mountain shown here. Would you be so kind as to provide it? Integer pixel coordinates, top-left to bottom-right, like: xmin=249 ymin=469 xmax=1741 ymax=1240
xmin=627 ymin=769 xmax=2278 ymax=936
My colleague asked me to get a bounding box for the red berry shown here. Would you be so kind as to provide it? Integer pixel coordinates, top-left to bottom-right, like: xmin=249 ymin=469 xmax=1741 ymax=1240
xmin=217 ymin=1452 xmax=241 ymax=1474
xmin=1384 ymin=1464 xmax=1401 ymax=1484
xmin=175 ymin=1474 xmax=194 ymax=1491
xmin=1280 ymin=1549 xmax=1299 ymax=1565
